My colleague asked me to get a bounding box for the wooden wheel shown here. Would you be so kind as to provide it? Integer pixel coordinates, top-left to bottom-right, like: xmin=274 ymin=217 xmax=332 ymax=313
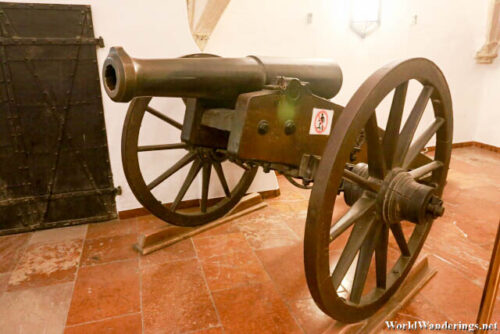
xmin=122 ymin=97 xmax=257 ymax=227
xmin=304 ymin=58 xmax=452 ymax=323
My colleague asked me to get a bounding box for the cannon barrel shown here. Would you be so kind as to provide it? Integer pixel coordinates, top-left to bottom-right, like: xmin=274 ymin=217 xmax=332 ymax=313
xmin=103 ymin=47 xmax=343 ymax=102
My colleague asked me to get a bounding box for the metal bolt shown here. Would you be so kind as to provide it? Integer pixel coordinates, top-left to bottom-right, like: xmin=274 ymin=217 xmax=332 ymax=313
xmin=428 ymin=203 xmax=444 ymax=217
xmin=284 ymin=120 xmax=296 ymax=135
xmin=257 ymin=120 xmax=269 ymax=135
xmin=427 ymin=195 xmax=444 ymax=218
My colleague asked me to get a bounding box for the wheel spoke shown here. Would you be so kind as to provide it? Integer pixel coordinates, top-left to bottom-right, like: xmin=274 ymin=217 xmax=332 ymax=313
xmin=393 ymin=85 xmax=434 ymax=167
xmin=213 ymin=162 xmax=231 ymax=197
xmin=201 ymin=162 xmax=211 ymax=213
xmin=375 ymin=223 xmax=389 ymax=289
xmin=170 ymin=159 xmax=202 ymax=211
xmin=390 ymin=222 xmax=411 ymax=256
xmin=382 ymin=82 xmax=408 ymax=168
xmin=146 ymin=106 xmax=183 ymax=130
xmin=147 ymin=152 xmax=196 ymax=190
xmin=332 ymin=215 xmax=376 ymax=289
xmin=342 ymin=169 xmax=380 ymax=193
xmin=365 ymin=113 xmax=386 ymax=179
xmin=409 ymin=160 xmax=443 ymax=179
xmin=330 ymin=196 xmax=376 ymax=241
xmin=350 ymin=225 xmax=380 ymax=303
xmin=402 ymin=117 xmax=445 ymax=168
xmin=138 ymin=143 xmax=187 ymax=152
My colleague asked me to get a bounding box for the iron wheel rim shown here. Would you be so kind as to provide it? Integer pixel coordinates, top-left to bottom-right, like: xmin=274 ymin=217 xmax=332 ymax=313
xmin=122 ymin=97 xmax=257 ymax=227
xmin=304 ymin=58 xmax=453 ymax=323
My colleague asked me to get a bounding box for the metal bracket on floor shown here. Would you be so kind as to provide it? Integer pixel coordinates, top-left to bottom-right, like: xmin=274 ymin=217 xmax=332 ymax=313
xmin=331 ymin=257 xmax=437 ymax=334
xmin=134 ymin=193 xmax=267 ymax=255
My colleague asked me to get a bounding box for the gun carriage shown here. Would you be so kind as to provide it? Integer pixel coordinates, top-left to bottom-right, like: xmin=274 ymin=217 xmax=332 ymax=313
xmin=103 ymin=47 xmax=452 ymax=323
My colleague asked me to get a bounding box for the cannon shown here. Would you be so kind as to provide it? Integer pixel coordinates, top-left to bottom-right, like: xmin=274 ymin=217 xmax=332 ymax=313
xmin=103 ymin=47 xmax=452 ymax=323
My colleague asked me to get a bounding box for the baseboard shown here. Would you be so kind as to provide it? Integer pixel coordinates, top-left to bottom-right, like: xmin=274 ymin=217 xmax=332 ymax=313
xmin=426 ymin=141 xmax=499 ymax=153
xmin=468 ymin=141 xmax=500 ymax=153
xmin=118 ymin=188 xmax=280 ymax=220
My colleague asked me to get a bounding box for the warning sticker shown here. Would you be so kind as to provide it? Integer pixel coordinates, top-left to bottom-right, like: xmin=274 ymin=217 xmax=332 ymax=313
xmin=309 ymin=108 xmax=334 ymax=135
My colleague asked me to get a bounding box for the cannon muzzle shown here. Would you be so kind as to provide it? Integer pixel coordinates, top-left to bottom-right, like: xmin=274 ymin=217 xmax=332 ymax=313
xmin=103 ymin=47 xmax=342 ymax=102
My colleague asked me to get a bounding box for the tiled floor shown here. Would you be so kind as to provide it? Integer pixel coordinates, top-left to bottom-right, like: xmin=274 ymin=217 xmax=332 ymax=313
xmin=0 ymin=146 xmax=499 ymax=334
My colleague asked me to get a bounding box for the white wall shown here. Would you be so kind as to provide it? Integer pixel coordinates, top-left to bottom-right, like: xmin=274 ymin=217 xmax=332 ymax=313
xmin=475 ymin=62 xmax=500 ymax=147
xmin=311 ymin=0 xmax=490 ymax=144
xmin=11 ymin=0 xmax=499 ymax=211
xmin=310 ymin=0 xmax=498 ymax=147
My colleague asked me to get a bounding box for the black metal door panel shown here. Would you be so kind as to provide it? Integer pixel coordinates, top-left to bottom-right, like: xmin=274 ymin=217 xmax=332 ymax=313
xmin=0 ymin=2 xmax=117 ymax=234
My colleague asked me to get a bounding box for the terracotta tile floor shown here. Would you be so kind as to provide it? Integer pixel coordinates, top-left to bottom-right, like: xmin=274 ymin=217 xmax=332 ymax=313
xmin=0 ymin=146 xmax=499 ymax=334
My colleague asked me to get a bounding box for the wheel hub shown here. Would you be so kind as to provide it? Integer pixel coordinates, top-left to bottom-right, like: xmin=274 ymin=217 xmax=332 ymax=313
xmin=344 ymin=163 xmax=445 ymax=225
xmin=377 ymin=168 xmax=444 ymax=225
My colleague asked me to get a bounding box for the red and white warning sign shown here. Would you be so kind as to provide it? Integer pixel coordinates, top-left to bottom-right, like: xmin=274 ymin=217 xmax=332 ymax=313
xmin=309 ymin=108 xmax=334 ymax=135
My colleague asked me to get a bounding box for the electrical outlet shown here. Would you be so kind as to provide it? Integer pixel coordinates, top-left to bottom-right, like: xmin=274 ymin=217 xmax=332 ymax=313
xmin=306 ymin=12 xmax=313 ymax=24
xmin=412 ymin=14 xmax=418 ymax=25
